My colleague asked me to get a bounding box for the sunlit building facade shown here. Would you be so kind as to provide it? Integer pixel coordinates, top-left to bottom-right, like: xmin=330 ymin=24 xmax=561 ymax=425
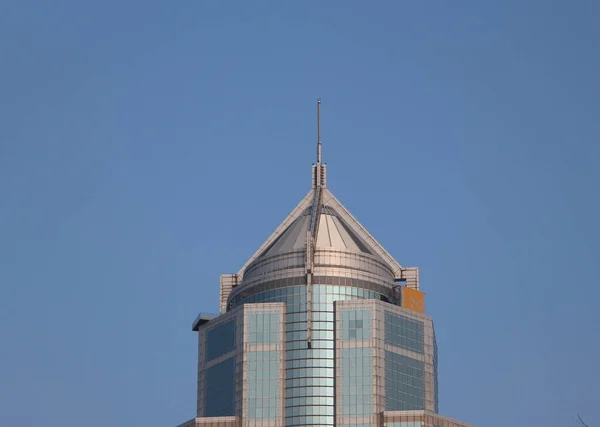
xmin=174 ymin=104 xmax=476 ymax=427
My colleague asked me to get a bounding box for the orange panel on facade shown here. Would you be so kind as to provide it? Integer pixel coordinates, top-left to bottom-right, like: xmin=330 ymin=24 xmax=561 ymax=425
xmin=401 ymin=286 xmax=426 ymax=314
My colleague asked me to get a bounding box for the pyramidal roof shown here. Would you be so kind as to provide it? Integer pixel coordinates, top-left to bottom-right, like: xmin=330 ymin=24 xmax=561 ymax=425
xmin=237 ymin=100 xmax=403 ymax=282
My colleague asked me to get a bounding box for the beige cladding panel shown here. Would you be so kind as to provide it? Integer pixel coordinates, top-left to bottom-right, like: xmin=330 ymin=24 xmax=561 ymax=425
xmin=383 ymin=410 xmax=478 ymax=427
xmin=220 ymin=274 xmax=238 ymax=314
xmin=175 ymin=417 xmax=241 ymax=427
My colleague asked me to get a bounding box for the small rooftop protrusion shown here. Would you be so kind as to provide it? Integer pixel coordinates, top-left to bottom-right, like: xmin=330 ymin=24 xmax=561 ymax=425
xmin=192 ymin=312 xmax=218 ymax=331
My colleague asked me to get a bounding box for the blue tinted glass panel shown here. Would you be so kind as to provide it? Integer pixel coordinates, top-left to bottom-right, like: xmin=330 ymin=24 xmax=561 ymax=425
xmin=247 ymin=351 xmax=281 ymax=420
xmin=237 ymin=286 xmax=307 ymax=313
xmin=248 ymin=311 xmax=280 ymax=344
xmin=229 ymin=276 xmax=392 ymax=309
xmin=340 ymin=308 xmax=372 ymax=341
xmin=384 ymin=311 xmax=424 ymax=354
xmin=384 ymin=351 xmax=425 ymax=411
xmin=206 ymin=320 xmax=236 ymax=361
xmin=340 ymin=348 xmax=373 ymax=416
xmin=206 ymin=357 xmax=235 ymax=416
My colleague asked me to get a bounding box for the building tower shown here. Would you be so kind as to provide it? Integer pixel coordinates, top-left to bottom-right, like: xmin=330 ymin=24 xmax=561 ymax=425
xmin=175 ymin=102 xmax=477 ymax=427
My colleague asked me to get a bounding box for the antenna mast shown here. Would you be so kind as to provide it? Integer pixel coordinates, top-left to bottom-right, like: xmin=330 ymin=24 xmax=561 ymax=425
xmin=312 ymin=99 xmax=326 ymax=190
xmin=317 ymin=99 xmax=322 ymax=164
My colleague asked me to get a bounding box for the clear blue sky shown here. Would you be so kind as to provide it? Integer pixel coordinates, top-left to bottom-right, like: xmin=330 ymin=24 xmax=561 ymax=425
xmin=1 ymin=2 xmax=599 ymax=426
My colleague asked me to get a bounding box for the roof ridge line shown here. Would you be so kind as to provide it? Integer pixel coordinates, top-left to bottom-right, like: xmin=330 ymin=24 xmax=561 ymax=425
xmin=322 ymin=188 xmax=404 ymax=277
xmin=236 ymin=189 xmax=314 ymax=279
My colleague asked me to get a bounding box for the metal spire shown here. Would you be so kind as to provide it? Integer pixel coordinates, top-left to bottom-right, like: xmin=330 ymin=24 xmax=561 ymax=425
xmin=312 ymin=99 xmax=326 ymax=190
xmin=317 ymin=98 xmax=322 ymax=164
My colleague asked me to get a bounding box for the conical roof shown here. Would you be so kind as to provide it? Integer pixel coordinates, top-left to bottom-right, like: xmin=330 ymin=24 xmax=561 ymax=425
xmin=254 ymin=194 xmax=387 ymax=264
xmin=238 ymin=186 xmax=403 ymax=282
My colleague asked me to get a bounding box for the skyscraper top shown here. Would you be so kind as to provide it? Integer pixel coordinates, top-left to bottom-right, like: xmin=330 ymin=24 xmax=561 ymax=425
xmin=179 ymin=102 xmax=476 ymax=427
xmin=217 ymin=102 xmax=420 ymax=316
